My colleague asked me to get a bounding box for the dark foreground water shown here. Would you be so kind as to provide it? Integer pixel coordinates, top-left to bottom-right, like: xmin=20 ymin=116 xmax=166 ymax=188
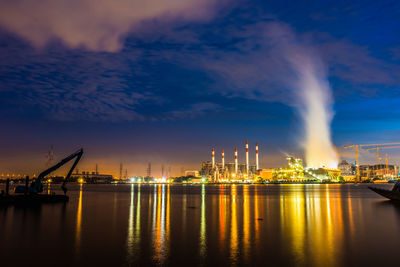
xmin=1 ymin=184 xmax=400 ymax=267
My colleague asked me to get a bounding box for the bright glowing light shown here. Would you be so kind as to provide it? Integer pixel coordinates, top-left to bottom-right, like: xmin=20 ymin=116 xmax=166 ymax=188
xmin=269 ymin=23 xmax=339 ymax=169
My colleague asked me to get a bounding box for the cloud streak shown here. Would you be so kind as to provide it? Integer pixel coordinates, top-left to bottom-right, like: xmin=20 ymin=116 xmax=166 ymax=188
xmin=0 ymin=0 xmax=223 ymax=52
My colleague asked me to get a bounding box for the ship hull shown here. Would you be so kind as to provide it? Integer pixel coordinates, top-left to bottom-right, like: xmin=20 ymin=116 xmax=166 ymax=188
xmin=368 ymin=186 xmax=400 ymax=201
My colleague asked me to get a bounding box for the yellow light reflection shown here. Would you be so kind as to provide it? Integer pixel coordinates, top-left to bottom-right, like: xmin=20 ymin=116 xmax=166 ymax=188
xmin=153 ymin=184 xmax=169 ymax=264
xmin=135 ymin=184 xmax=141 ymax=243
xmin=47 ymin=180 xmax=51 ymax=195
xmin=230 ymin=185 xmax=238 ymax=263
xmin=243 ymin=185 xmax=250 ymax=262
xmin=200 ymin=184 xmax=206 ymax=258
xmin=254 ymin=185 xmax=260 ymax=249
xmin=166 ymin=184 xmax=170 ymax=250
xmin=279 ymin=185 xmax=347 ymax=266
xmin=153 ymin=185 xmax=162 ymax=262
xmin=75 ymin=184 xmax=83 ymax=256
xmin=219 ymin=185 xmax=226 ymax=251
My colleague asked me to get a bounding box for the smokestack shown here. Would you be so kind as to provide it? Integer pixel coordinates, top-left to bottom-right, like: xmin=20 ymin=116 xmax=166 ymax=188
xmin=222 ymin=150 xmax=225 ymax=169
xmin=212 ymin=148 xmax=215 ymax=169
xmin=234 ymin=148 xmax=238 ymax=174
xmin=246 ymin=140 xmax=249 ymax=174
xmin=256 ymin=142 xmax=259 ymax=170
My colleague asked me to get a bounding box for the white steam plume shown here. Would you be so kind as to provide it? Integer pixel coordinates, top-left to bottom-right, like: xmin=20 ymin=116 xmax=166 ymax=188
xmin=266 ymin=23 xmax=339 ymax=168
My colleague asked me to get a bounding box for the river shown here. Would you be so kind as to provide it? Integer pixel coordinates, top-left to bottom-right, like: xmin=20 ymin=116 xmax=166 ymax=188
xmin=1 ymin=184 xmax=400 ymax=266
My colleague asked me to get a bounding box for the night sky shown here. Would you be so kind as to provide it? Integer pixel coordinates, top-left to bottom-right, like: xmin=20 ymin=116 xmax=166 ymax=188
xmin=0 ymin=0 xmax=400 ymax=177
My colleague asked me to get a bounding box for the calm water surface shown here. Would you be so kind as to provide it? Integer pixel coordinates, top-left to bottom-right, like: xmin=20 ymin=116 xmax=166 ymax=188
xmin=1 ymin=184 xmax=400 ymax=266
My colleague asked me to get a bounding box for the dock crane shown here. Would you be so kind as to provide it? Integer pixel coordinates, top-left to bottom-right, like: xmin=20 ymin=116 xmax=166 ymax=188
xmin=378 ymin=154 xmax=400 ymax=178
xmin=15 ymin=148 xmax=83 ymax=195
xmin=344 ymin=142 xmax=400 ymax=181
xmin=365 ymin=145 xmax=400 ymax=164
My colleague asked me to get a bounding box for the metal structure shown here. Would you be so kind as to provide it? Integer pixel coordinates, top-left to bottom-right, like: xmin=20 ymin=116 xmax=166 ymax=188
xmin=379 ymin=154 xmax=400 ymax=177
xmin=16 ymin=148 xmax=83 ymax=195
xmin=365 ymin=145 xmax=400 ymax=164
xmin=221 ymin=150 xmax=225 ymax=170
xmin=147 ymin=162 xmax=152 ymax=177
xmin=245 ymin=140 xmax=249 ymax=174
xmin=344 ymin=142 xmax=400 ymax=181
xmin=212 ymin=148 xmax=215 ymax=169
xmin=234 ymin=148 xmax=238 ymax=174
xmin=256 ymin=142 xmax=259 ymax=170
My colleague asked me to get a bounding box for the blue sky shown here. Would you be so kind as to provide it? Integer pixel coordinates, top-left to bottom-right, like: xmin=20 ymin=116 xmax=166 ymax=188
xmin=0 ymin=0 xmax=399 ymax=176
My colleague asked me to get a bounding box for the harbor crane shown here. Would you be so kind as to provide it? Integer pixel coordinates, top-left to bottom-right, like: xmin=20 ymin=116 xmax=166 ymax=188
xmin=15 ymin=148 xmax=83 ymax=194
xmin=365 ymin=145 xmax=400 ymax=164
xmin=378 ymin=154 xmax=400 ymax=178
xmin=344 ymin=142 xmax=400 ymax=181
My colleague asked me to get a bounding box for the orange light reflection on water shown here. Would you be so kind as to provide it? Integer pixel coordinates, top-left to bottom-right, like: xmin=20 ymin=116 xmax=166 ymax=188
xmin=75 ymin=184 xmax=83 ymax=258
xmin=122 ymin=184 xmax=361 ymax=266
xmin=230 ymin=184 xmax=238 ymax=264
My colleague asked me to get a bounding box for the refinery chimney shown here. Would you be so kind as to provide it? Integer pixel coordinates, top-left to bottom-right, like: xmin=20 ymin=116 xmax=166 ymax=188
xmin=245 ymin=140 xmax=249 ymax=174
xmin=256 ymin=142 xmax=259 ymax=170
xmin=234 ymin=148 xmax=238 ymax=174
xmin=222 ymin=150 xmax=225 ymax=169
xmin=212 ymin=148 xmax=215 ymax=169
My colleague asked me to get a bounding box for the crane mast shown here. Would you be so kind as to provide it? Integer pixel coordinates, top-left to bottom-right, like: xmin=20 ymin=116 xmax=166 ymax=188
xmin=365 ymin=145 xmax=400 ymax=165
xmin=344 ymin=142 xmax=400 ymax=181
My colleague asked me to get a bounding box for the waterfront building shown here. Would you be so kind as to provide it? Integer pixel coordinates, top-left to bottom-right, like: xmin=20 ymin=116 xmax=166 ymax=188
xmin=359 ymin=164 xmax=399 ymax=179
xmin=338 ymin=160 xmax=355 ymax=177
xmin=273 ymin=157 xmax=304 ymax=180
xmin=71 ymin=171 xmax=113 ymax=183
xmin=256 ymin=169 xmax=273 ymax=180
xmin=185 ymin=170 xmax=200 ymax=177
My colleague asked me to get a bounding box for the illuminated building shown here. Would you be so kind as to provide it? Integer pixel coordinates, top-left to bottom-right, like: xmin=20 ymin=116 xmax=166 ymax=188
xmin=273 ymin=157 xmax=304 ymax=180
xmin=256 ymin=169 xmax=273 ymax=180
xmin=338 ymin=160 xmax=355 ymax=177
xmin=184 ymin=170 xmax=200 ymax=177
xmin=359 ymin=164 xmax=399 ymax=179
xmin=71 ymin=171 xmax=113 ymax=183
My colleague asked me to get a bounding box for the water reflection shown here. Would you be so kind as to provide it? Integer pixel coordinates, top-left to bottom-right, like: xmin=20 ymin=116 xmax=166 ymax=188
xmin=219 ymin=185 xmax=227 ymax=253
xmin=136 ymin=184 xmax=141 ymax=245
xmin=4 ymin=184 xmax=400 ymax=266
xmin=243 ymin=185 xmax=250 ymax=263
xmin=75 ymin=184 xmax=83 ymax=257
xmin=230 ymin=184 xmax=238 ymax=264
xmin=126 ymin=184 xmax=135 ymax=262
xmin=126 ymin=184 xmax=142 ymax=265
xmin=199 ymin=184 xmax=206 ymax=258
xmin=152 ymin=184 xmax=170 ymax=264
xmin=47 ymin=181 xmax=51 ymax=195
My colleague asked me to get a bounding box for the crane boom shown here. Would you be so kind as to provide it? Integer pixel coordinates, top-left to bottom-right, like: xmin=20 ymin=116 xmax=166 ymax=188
xmin=16 ymin=148 xmax=84 ymax=194
xmin=365 ymin=146 xmax=400 ymax=164
xmin=344 ymin=142 xmax=400 ymax=181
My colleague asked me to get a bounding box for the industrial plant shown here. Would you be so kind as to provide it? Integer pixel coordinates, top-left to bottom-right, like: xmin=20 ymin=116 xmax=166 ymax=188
xmin=199 ymin=141 xmax=258 ymax=182
xmin=193 ymin=141 xmax=400 ymax=183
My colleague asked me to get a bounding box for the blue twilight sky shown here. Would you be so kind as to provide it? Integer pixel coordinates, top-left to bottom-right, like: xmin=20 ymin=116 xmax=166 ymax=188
xmin=0 ymin=0 xmax=400 ymax=176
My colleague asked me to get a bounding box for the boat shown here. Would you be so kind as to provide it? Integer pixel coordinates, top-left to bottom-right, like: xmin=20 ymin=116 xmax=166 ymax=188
xmin=368 ymin=180 xmax=400 ymax=201
xmin=0 ymin=148 xmax=83 ymax=206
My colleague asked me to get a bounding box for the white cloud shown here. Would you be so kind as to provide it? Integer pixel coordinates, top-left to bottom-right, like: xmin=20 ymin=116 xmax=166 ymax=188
xmin=0 ymin=0 xmax=223 ymax=52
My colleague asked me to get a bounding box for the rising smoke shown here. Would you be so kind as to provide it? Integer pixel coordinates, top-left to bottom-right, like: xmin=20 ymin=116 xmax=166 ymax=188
xmin=267 ymin=23 xmax=339 ymax=168
xmin=295 ymin=59 xmax=339 ymax=169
